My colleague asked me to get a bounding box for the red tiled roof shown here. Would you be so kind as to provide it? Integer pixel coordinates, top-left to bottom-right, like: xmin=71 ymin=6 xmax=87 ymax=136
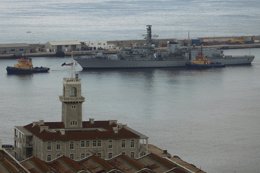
xmin=80 ymin=155 xmax=114 ymax=172
xmin=17 ymin=153 xmax=206 ymax=173
xmin=24 ymin=121 xmax=140 ymax=141
xmin=21 ymin=157 xmax=50 ymax=173
xmin=109 ymin=154 xmax=145 ymax=172
xmin=48 ymin=155 xmax=84 ymax=173
xmin=0 ymin=150 xmax=29 ymax=173
xmin=137 ymin=153 xmax=177 ymax=173
xmin=148 ymin=153 xmax=176 ymax=169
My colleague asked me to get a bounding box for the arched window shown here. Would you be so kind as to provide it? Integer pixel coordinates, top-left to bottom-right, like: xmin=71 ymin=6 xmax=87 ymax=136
xmin=70 ymin=87 xmax=77 ymax=97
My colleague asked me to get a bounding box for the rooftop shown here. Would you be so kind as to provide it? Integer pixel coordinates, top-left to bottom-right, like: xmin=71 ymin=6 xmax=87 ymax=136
xmin=0 ymin=43 xmax=29 ymax=48
xmin=22 ymin=120 xmax=146 ymax=141
xmin=0 ymin=146 xmax=206 ymax=173
xmin=19 ymin=152 xmax=206 ymax=173
xmin=0 ymin=149 xmax=29 ymax=173
xmin=47 ymin=40 xmax=81 ymax=46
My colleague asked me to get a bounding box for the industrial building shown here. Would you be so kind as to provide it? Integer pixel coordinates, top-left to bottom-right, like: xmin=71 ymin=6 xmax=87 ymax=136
xmin=0 ymin=43 xmax=31 ymax=56
xmin=45 ymin=40 xmax=82 ymax=53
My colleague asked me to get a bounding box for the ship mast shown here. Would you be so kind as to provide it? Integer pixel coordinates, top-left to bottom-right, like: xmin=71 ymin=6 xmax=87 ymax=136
xmin=146 ymin=25 xmax=152 ymax=47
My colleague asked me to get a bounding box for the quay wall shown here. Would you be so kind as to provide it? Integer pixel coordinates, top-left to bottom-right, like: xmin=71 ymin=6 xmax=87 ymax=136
xmin=0 ymin=35 xmax=260 ymax=59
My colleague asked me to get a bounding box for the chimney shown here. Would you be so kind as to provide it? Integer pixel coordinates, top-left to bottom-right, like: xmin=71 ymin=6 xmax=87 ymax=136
xmin=109 ymin=120 xmax=117 ymax=125
xmin=33 ymin=120 xmax=44 ymax=127
xmin=32 ymin=122 xmax=37 ymax=127
xmin=113 ymin=127 xmax=118 ymax=134
xmin=117 ymin=124 xmax=126 ymax=130
xmin=39 ymin=120 xmax=44 ymax=125
xmin=60 ymin=129 xmax=65 ymax=135
xmin=40 ymin=126 xmax=48 ymax=133
xmin=89 ymin=118 xmax=95 ymax=125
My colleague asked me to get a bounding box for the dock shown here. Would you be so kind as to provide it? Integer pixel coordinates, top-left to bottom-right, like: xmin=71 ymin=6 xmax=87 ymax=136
xmin=0 ymin=35 xmax=260 ymax=59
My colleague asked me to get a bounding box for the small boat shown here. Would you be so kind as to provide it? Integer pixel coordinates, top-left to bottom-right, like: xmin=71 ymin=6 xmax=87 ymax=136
xmin=186 ymin=47 xmax=225 ymax=69
xmin=6 ymin=57 xmax=50 ymax=75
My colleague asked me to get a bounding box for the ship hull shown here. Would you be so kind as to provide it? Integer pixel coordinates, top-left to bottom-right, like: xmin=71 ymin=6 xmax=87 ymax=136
xmin=186 ymin=63 xmax=225 ymax=69
xmin=75 ymin=55 xmax=254 ymax=70
xmin=210 ymin=55 xmax=254 ymax=66
xmin=75 ymin=58 xmax=187 ymax=70
xmin=6 ymin=66 xmax=50 ymax=75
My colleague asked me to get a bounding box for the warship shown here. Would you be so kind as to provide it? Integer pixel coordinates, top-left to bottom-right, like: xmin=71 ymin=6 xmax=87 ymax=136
xmin=74 ymin=25 xmax=254 ymax=70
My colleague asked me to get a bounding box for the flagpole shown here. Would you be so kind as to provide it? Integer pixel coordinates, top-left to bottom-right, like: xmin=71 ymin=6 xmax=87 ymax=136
xmin=71 ymin=51 xmax=75 ymax=78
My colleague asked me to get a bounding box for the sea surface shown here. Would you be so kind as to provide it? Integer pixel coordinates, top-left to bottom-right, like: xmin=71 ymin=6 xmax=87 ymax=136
xmin=1 ymin=0 xmax=260 ymax=43
xmin=0 ymin=48 xmax=260 ymax=173
xmin=1 ymin=0 xmax=260 ymax=172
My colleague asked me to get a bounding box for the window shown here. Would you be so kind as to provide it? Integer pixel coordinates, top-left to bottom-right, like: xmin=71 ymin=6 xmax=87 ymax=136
xmin=47 ymin=142 xmax=51 ymax=151
xmin=69 ymin=142 xmax=74 ymax=149
xmin=97 ymin=140 xmax=101 ymax=147
xmin=122 ymin=152 xmax=125 ymax=155
xmin=81 ymin=153 xmax=85 ymax=159
xmin=56 ymin=143 xmax=61 ymax=150
xmin=71 ymin=105 xmax=76 ymax=109
xmin=80 ymin=140 xmax=85 ymax=148
xmin=47 ymin=155 xmax=51 ymax=161
xmin=93 ymin=140 xmax=96 ymax=147
xmin=86 ymin=140 xmax=89 ymax=147
xmin=70 ymin=154 xmax=74 ymax=159
xmin=121 ymin=140 xmax=126 ymax=148
xmin=108 ymin=152 xmax=113 ymax=159
xmin=108 ymin=140 xmax=113 ymax=149
xmin=70 ymin=121 xmax=78 ymax=126
xmin=70 ymin=87 xmax=77 ymax=97
xmin=57 ymin=153 xmax=61 ymax=158
xmin=97 ymin=153 xmax=101 ymax=157
xmin=130 ymin=140 xmax=135 ymax=148
xmin=131 ymin=152 xmax=135 ymax=158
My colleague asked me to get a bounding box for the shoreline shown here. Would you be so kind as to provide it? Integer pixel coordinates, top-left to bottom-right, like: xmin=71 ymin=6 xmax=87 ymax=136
xmin=1 ymin=37 xmax=260 ymax=59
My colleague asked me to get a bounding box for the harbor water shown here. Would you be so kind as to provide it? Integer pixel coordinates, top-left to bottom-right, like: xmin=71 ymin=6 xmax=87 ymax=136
xmin=1 ymin=0 xmax=260 ymax=172
xmin=1 ymin=0 xmax=260 ymax=43
xmin=0 ymin=48 xmax=259 ymax=173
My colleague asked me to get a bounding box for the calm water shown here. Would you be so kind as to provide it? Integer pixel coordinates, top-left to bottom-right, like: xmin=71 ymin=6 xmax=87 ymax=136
xmin=0 ymin=48 xmax=259 ymax=173
xmin=1 ymin=0 xmax=260 ymax=172
xmin=0 ymin=0 xmax=260 ymax=43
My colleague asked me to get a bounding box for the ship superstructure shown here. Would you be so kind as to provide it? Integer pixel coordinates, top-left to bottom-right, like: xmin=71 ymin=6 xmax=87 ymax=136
xmin=74 ymin=26 xmax=254 ymax=70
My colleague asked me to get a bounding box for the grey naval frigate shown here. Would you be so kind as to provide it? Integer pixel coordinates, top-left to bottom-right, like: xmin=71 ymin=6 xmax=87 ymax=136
xmin=74 ymin=25 xmax=254 ymax=70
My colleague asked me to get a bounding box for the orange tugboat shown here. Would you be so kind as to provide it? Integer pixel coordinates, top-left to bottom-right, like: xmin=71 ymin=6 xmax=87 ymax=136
xmin=186 ymin=47 xmax=225 ymax=69
xmin=6 ymin=57 xmax=50 ymax=75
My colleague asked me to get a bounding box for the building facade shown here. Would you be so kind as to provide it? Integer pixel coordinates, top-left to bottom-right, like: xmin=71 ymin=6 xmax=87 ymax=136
xmin=84 ymin=41 xmax=116 ymax=50
xmin=0 ymin=43 xmax=31 ymax=55
xmin=14 ymin=74 xmax=148 ymax=162
xmin=45 ymin=40 xmax=82 ymax=53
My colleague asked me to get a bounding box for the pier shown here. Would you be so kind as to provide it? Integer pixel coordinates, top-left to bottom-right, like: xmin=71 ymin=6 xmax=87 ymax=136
xmin=0 ymin=35 xmax=260 ymax=59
